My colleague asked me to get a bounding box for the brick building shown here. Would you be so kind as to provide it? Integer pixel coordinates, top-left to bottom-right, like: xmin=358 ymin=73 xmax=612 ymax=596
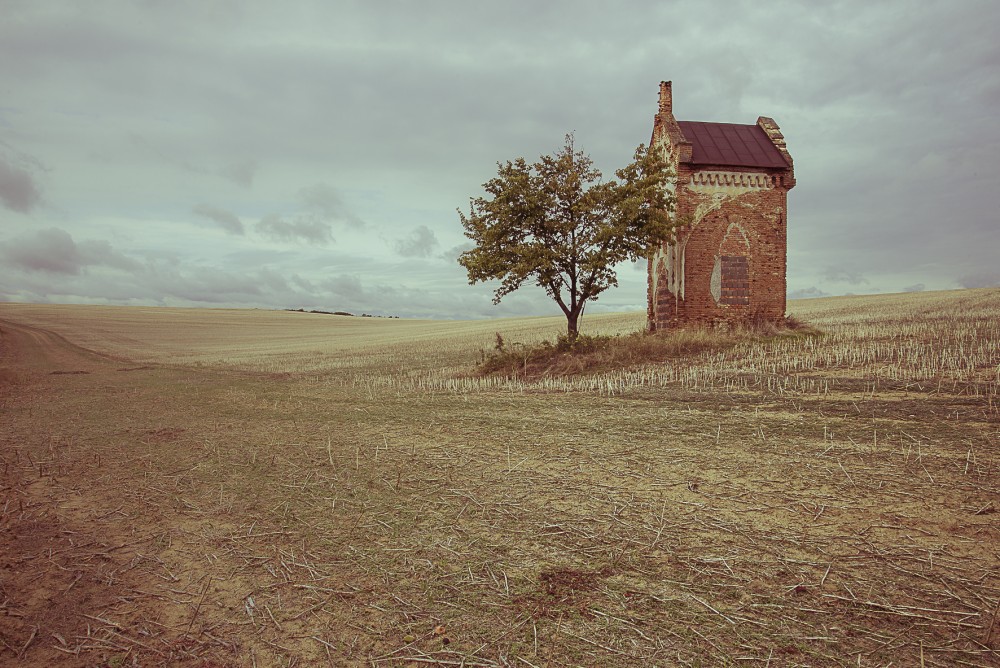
xmin=647 ymin=81 xmax=795 ymax=331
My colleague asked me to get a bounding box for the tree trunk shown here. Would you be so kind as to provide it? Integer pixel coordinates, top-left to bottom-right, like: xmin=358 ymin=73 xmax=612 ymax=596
xmin=566 ymin=311 xmax=580 ymax=341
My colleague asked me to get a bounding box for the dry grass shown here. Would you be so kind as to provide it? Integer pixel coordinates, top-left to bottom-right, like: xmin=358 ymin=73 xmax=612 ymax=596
xmin=469 ymin=316 xmax=820 ymax=381
xmin=0 ymin=288 xmax=998 ymax=667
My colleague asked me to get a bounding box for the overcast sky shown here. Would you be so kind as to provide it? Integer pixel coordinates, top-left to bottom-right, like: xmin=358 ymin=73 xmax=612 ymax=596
xmin=1 ymin=0 xmax=997 ymax=319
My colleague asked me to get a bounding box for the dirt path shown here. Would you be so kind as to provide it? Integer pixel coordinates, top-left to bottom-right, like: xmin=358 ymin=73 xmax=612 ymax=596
xmin=0 ymin=318 xmax=115 ymax=374
xmin=0 ymin=320 xmax=257 ymax=666
xmin=0 ymin=319 xmax=133 ymax=664
xmin=0 ymin=318 xmax=416 ymax=667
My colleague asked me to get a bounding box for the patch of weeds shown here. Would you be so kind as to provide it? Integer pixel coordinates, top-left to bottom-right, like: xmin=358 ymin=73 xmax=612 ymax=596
xmin=101 ymin=655 xmax=127 ymax=668
xmin=473 ymin=317 xmax=821 ymax=380
xmin=514 ymin=566 xmax=615 ymax=619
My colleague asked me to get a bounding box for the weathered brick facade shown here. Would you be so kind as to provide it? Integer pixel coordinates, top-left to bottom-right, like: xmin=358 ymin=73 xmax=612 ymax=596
xmin=647 ymin=81 xmax=795 ymax=331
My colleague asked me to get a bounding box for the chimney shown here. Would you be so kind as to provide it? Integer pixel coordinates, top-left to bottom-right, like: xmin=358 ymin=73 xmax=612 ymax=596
xmin=658 ymin=81 xmax=673 ymax=114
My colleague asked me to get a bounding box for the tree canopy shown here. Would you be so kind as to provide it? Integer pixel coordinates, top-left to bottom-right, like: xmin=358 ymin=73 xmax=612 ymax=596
xmin=458 ymin=135 xmax=677 ymax=338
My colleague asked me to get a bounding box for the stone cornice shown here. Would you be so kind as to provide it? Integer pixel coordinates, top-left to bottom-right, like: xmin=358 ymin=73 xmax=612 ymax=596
xmin=686 ymin=171 xmax=775 ymax=192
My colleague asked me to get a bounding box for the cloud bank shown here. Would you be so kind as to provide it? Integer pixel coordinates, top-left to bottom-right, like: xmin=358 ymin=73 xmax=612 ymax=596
xmin=0 ymin=1 xmax=997 ymax=319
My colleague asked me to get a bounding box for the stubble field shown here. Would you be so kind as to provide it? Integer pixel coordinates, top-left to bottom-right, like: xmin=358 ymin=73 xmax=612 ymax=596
xmin=0 ymin=288 xmax=998 ymax=667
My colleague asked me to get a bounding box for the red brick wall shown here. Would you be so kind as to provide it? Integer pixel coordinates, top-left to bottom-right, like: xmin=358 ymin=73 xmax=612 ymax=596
xmin=646 ymin=83 xmax=793 ymax=332
xmin=647 ymin=167 xmax=791 ymax=331
xmin=665 ymin=184 xmax=788 ymax=328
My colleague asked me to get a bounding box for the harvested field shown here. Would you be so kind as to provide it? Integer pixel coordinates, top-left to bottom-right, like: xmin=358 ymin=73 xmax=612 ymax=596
xmin=0 ymin=288 xmax=998 ymax=667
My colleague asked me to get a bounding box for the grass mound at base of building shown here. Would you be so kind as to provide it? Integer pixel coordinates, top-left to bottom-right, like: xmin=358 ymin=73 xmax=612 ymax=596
xmin=475 ymin=315 xmax=819 ymax=380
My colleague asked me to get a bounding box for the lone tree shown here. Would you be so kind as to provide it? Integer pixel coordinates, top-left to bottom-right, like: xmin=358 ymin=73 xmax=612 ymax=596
xmin=458 ymin=135 xmax=677 ymax=339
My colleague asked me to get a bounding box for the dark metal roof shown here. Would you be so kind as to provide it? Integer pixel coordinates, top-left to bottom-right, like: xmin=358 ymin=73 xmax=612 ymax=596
xmin=677 ymin=121 xmax=789 ymax=169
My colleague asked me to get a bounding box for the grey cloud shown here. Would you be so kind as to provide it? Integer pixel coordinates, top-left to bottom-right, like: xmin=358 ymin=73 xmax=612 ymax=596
xmin=298 ymin=183 xmax=364 ymax=229
xmin=788 ymin=287 xmax=830 ymax=300
xmin=394 ymin=225 xmax=439 ymax=258
xmin=0 ymin=156 xmax=42 ymax=213
xmin=163 ymin=267 xmax=262 ymax=302
xmin=126 ymin=141 xmax=252 ymax=188
xmin=255 ymin=214 xmax=334 ymax=244
xmin=316 ymin=272 xmax=513 ymax=319
xmin=77 ymin=239 xmax=142 ymax=272
xmin=822 ymin=267 xmax=869 ymax=285
xmin=957 ymin=272 xmax=1000 ymax=289
xmin=134 ymin=263 xmax=280 ymax=304
xmin=219 ymin=158 xmax=257 ymax=187
xmin=1 ymin=227 xmax=140 ymax=275
xmin=291 ymin=273 xmax=317 ymax=292
xmin=2 ymin=227 xmax=79 ymax=274
xmin=0 ymin=4 xmax=670 ymax=183
xmin=440 ymin=242 xmax=474 ymax=263
xmin=0 ymin=261 xmax=304 ymax=308
xmin=325 ymin=274 xmax=364 ymax=300
xmin=127 ymin=133 xmax=203 ymax=174
xmin=902 ymin=283 xmax=926 ymax=293
xmin=1 ymin=2 xmax=999 ymax=314
xmin=139 ymin=263 xmax=309 ymax=306
xmin=258 ymin=266 xmax=289 ymax=292
xmin=193 ymin=204 xmax=245 ymax=234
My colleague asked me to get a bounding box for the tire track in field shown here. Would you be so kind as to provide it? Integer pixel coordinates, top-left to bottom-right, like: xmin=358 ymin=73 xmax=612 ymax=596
xmin=0 ymin=319 xmax=243 ymax=666
xmin=0 ymin=318 xmax=121 ymax=377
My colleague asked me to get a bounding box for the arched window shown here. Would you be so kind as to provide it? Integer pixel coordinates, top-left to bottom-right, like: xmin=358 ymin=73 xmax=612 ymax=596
xmin=711 ymin=222 xmax=751 ymax=306
xmin=719 ymin=255 xmax=749 ymax=305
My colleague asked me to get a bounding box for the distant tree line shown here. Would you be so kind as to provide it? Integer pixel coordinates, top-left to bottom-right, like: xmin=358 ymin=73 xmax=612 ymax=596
xmin=283 ymin=308 xmax=400 ymax=319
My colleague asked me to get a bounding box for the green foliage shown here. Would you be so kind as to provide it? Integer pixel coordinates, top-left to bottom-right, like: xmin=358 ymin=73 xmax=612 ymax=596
xmin=458 ymin=134 xmax=677 ymax=337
